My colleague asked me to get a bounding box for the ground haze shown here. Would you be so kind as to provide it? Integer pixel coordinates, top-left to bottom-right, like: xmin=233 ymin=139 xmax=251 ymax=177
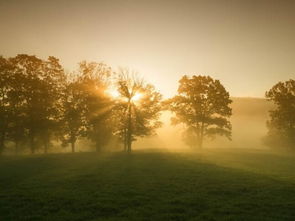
xmin=134 ymin=97 xmax=274 ymax=150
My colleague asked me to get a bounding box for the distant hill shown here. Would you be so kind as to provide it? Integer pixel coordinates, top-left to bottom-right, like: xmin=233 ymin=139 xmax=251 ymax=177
xmin=207 ymin=97 xmax=275 ymax=149
xmin=231 ymin=97 xmax=274 ymax=117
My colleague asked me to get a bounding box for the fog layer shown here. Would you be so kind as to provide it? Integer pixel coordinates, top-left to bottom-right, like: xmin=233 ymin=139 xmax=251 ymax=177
xmin=134 ymin=97 xmax=274 ymax=150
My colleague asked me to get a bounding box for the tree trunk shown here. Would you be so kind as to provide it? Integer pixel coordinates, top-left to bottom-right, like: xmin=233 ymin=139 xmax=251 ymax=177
xmin=127 ymin=140 xmax=132 ymax=153
xmin=44 ymin=142 xmax=48 ymax=154
xmin=15 ymin=141 xmax=19 ymax=155
xmin=127 ymin=102 xmax=132 ymax=153
xmin=30 ymin=135 xmax=35 ymax=154
xmin=195 ymin=123 xmax=201 ymax=149
xmin=70 ymin=133 xmax=76 ymax=153
xmin=0 ymin=137 xmax=4 ymax=156
xmin=0 ymin=128 xmax=7 ymax=155
xmin=199 ymin=121 xmax=205 ymax=149
xmin=71 ymin=142 xmax=75 ymax=153
xmin=123 ymin=128 xmax=127 ymax=152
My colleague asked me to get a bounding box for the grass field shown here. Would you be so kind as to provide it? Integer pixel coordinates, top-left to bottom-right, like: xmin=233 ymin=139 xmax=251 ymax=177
xmin=0 ymin=149 xmax=295 ymax=221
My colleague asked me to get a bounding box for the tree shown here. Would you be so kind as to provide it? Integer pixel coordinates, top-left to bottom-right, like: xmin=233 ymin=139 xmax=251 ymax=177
xmin=59 ymin=74 xmax=86 ymax=153
xmin=39 ymin=56 xmax=66 ymax=153
xmin=78 ymin=61 xmax=114 ymax=152
xmin=0 ymin=56 xmax=26 ymax=155
xmin=166 ymin=75 xmax=232 ymax=149
xmin=10 ymin=54 xmax=65 ymax=154
xmin=0 ymin=56 xmax=13 ymax=155
xmin=6 ymin=59 xmax=28 ymax=154
xmin=264 ymin=79 xmax=295 ymax=150
xmin=112 ymin=69 xmax=162 ymax=152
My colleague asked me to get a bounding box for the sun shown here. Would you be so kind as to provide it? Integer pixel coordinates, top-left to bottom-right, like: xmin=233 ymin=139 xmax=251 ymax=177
xmin=131 ymin=92 xmax=142 ymax=102
xmin=107 ymin=88 xmax=142 ymax=103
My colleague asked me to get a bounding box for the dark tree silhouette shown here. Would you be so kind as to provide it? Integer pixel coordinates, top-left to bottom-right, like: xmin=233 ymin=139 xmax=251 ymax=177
xmin=1 ymin=55 xmax=118 ymax=154
xmin=9 ymin=54 xmax=65 ymax=154
xmin=60 ymin=74 xmax=86 ymax=153
xmin=40 ymin=56 xmax=66 ymax=153
xmin=78 ymin=61 xmax=114 ymax=152
xmin=265 ymin=79 xmax=295 ymax=150
xmin=166 ymin=75 xmax=232 ymax=149
xmin=6 ymin=58 xmax=28 ymax=154
xmin=0 ymin=56 xmax=14 ymax=155
xmin=112 ymin=69 xmax=162 ymax=152
xmin=59 ymin=62 xmax=114 ymax=153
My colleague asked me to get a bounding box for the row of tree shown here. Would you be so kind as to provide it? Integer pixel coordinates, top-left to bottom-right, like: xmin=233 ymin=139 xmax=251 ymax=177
xmin=0 ymin=54 xmax=294 ymax=155
xmin=0 ymin=55 xmax=164 ymax=155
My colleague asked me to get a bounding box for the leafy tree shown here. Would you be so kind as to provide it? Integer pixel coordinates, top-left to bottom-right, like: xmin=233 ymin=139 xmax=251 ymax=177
xmin=10 ymin=55 xmax=45 ymax=153
xmin=265 ymin=79 xmax=295 ymax=150
xmin=167 ymin=75 xmax=232 ymax=149
xmin=0 ymin=56 xmax=14 ymax=155
xmin=59 ymin=73 xmax=86 ymax=153
xmin=112 ymin=69 xmax=162 ymax=152
xmin=10 ymin=54 xmax=65 ymax=154
xmin=40 ymin=56 xmax=66 ymax=153
xmin=6 ymin=59 xmax=28 ymax=154
xmin=78 ymin=61 xmax=114 ymax=152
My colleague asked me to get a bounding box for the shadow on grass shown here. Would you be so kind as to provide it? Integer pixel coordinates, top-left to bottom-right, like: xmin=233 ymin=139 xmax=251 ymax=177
xmin=0 ymin=150 xmax=295 ymax=221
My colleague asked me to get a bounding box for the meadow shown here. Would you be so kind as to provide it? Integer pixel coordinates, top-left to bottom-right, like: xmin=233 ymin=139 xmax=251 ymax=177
xmin=0 ymin=149 xmax=295 ymax=221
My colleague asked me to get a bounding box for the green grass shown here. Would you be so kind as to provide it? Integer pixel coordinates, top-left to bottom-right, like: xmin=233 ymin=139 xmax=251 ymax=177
xmin=0 ymin=149 xmax=295 ymax=221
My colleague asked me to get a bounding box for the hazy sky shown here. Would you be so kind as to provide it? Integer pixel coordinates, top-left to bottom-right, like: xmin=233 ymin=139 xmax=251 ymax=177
xmin=1 ymin=0 xmax=294 ymax=98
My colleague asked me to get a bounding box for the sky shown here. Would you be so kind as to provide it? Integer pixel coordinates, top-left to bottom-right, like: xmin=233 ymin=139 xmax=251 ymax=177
xmin=0 ymin=0 xmax=294 ymax=98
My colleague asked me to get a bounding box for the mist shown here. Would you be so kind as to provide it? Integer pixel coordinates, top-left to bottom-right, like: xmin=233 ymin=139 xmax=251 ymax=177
xmin=1 ymin=1 xmax=295 ymax=220
xmin=0 ymin=96 xmax=278 ymax=153
xmin=133 ymin=97 xmax=275 ymax=151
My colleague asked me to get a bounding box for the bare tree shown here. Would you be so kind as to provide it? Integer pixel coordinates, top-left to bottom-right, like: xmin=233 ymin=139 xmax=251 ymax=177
xmin=112 ymin=68 xmax=162 ymax=152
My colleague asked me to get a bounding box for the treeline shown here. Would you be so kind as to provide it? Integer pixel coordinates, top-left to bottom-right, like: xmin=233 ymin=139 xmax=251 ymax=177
xmin=0 ymin=54 xmax=162 ymax=155
xmin=0 ymin=54 xmax=294 ymax=155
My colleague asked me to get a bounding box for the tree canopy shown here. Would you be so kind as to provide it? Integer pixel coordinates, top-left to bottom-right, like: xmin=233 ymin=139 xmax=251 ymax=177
xmin=265 ymin=79 xmax=295 ymax=150
xmin=166 ymin=75 xmax=232 ymax=148
xmin=3 ymin=53 xmax=294 ymax=154
xmin=111 ymin=69 xmax=163 ymax=152
xmin=0 ymin=55 xmax=163 ymax=154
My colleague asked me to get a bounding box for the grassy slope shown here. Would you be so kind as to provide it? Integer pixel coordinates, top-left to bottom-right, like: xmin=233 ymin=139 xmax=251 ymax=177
xmin=0 ymin=149 xmax=295 ymax=221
